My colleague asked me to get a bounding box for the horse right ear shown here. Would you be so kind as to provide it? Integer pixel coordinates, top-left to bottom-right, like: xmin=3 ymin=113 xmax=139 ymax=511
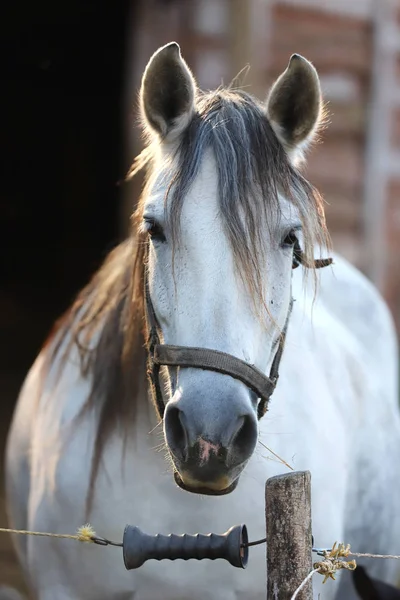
xmin=265 ymin=54 xmax=323 ymax=163
xmin=140 ymin=42 xmax=196 ymax=143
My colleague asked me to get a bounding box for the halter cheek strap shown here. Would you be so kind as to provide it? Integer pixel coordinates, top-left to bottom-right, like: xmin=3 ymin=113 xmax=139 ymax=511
xmin=145 ymin=278 xmax=166 ymax=420
xmin=145 ymin=249 xmax=332 ymax=421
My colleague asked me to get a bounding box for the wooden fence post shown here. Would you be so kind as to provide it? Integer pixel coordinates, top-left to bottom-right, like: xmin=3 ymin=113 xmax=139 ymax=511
xmin=265 ymin=471 xmax=313 ymax=600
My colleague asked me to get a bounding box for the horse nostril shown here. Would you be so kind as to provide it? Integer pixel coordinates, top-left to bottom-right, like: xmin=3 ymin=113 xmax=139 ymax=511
xmin=232 ymin=414 xmax=258 ymax=458
xmin=164 ymin=406 xmax=188 ymax=461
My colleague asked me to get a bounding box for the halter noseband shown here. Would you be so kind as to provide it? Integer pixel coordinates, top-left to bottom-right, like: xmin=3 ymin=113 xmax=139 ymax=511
xmin=145 ymin=245 xmax=332 ymax=421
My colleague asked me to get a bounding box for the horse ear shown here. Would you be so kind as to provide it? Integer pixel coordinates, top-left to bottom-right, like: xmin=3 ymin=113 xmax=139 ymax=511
xmin=265 ymin=54 xmax=323 ymax=158
xmin=140 ymin=42 xmax=196 ymax=142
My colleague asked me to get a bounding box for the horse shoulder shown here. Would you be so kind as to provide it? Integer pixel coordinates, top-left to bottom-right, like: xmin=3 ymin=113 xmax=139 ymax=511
xmin=7 ymin=329 xmax=94 ymax=517
xmin=318 ymin=257 xmax=400 ymax=579
xmin=5 ymin=351 xmax=47 ymax=566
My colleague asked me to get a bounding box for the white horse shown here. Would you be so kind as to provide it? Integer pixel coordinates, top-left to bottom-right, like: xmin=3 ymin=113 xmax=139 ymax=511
xmin=5 ymin=42 xmax=400 ymax=600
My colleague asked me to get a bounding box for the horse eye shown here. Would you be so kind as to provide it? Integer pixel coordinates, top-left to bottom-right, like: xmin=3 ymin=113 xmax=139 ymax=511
xmin=144 ymin=219 xmax=166 ymax=243
xmin=281 ymin=229 xmax=298 ymax=248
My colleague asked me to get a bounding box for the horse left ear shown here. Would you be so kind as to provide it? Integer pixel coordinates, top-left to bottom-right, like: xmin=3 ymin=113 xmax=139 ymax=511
xmin=265 ymin=54 xmax=323 ymax=158
xmin=140 ymin=42 xmax=196 ymax=143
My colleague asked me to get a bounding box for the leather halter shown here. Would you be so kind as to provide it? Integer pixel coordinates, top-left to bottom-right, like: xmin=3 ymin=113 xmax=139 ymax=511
xmin=145 ymin=243 xmax=332 ymax=421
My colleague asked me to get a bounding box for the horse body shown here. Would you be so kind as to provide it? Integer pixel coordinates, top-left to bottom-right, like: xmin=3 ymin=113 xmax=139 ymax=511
xmin=5 ymin=43 xmax=400 ymax=599
xmin=6 ymin=254 xmax=400 ymax=600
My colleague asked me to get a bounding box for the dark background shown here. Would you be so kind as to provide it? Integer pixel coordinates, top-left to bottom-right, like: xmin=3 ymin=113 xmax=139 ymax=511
xmin=1 ymin=0 xmax=136 ymax=373
xmin=0 ymin=0 xmax=136 ymax=591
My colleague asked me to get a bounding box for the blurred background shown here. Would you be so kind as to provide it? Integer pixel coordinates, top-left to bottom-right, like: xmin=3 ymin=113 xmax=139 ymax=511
xmin=1 ymin=0 xmax=400 ymax=593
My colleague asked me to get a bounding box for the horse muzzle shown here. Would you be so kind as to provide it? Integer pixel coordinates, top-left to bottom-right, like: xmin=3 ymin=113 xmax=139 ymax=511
xmin=164 ymin=400 xmax=257 ymax=495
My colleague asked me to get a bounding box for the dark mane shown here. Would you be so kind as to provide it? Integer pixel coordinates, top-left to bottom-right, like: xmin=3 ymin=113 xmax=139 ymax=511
xmin=42 ymin=87 xmax=330 ymax=513
xmin=42 ymin=235 xmax=148 ymax=514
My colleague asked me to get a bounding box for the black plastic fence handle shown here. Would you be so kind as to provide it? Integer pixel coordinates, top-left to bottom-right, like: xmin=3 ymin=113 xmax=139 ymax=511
xmin=122 ymin=524 xmax=248 ymax=570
